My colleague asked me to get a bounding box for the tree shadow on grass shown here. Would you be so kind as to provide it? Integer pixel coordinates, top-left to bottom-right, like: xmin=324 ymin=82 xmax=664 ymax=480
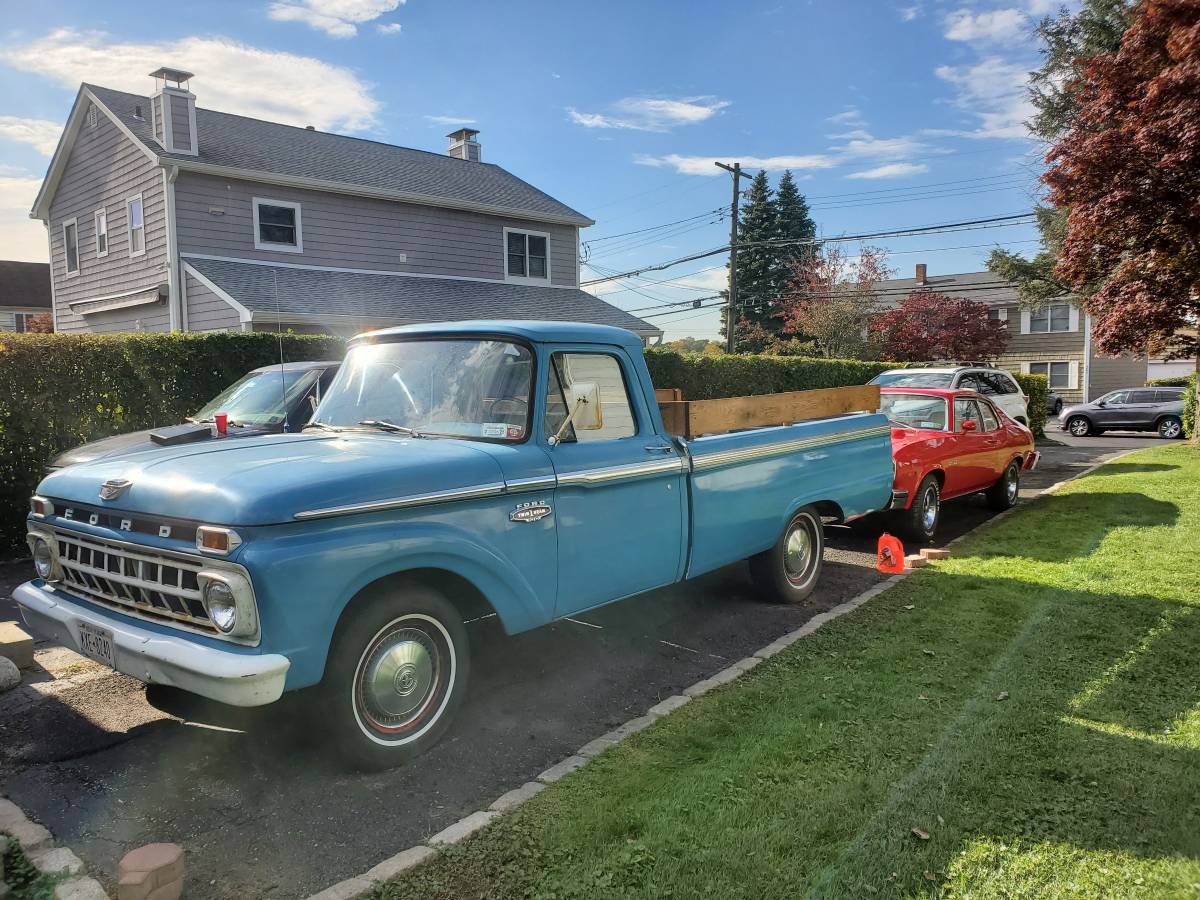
xmin=1084 ymin=462 xmax=1181 ymax=477
xmin=808 ymin=572 xmax=1200 ymax=899
xmin=977 ymin=491 xmax=1178 ymax=563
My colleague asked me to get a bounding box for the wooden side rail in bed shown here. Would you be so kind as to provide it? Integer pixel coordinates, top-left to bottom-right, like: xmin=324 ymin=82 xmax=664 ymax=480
xmin=657 ymin=384 xmax=881 ymax=439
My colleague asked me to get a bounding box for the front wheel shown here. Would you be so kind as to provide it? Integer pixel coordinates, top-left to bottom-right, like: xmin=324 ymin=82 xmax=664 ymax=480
xmin=987 ymin=460 xmax=1021 ymax=511
xmin=1051 ymin=399 xmax=1063 ymax=416
xmin=1067 ymin=415 xmax=1092 ymax=437
xmin=321 ymin=583 xmax=469 ymax=770
xmin=898 ymin=474 xmax=941 ymax=543
xmin=749 ymin=506 xmax=824 ymax=603
xmin=1158 ymin=416 xmax=1183 ymax=439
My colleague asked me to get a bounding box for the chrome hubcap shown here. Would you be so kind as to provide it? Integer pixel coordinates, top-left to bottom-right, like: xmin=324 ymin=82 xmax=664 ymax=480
xmin=921 ymin=488 xmax=938 ymax=531
xmin=784 ymin=527 xmax=811 ymax=579
xmin=359 ymin=627 xmax=438 ymax=727
xmin=1070 ymin=419 xmax=1087 ymax=435
xmin=1007 ymin=469 xmax=1018 ymax=501
xmin=1163 ymin=421 xmax=1181 ymax=437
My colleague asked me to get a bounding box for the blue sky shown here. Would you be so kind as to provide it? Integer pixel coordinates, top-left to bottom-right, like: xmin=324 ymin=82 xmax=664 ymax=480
xmin=0 ymin=0 xmax=1059 ymax=339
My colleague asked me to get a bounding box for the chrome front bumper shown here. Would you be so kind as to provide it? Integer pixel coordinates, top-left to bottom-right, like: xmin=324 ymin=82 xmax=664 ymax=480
xmin=13 ymin=581 xmax=289 ymax=707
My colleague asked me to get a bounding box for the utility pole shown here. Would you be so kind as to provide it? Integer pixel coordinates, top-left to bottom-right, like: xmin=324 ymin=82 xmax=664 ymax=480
xmin=715 ymin=161 xmax=745 ymax=354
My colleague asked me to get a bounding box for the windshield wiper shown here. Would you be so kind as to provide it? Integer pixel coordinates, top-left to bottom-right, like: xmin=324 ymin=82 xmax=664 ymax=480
xmin=357 ymin=419 xmax=423 ymax=437
xmin=303 ymin=421 xmax=343 ymax=432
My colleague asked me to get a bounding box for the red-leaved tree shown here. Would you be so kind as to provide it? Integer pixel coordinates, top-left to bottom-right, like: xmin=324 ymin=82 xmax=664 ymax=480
xmin=870 ymin=291 xmax=1010 ymax=362
xmin=24 ymin=314 xmax=53 ymax=333
xmin=1044 ymin=0 xmax=1200 ymax=358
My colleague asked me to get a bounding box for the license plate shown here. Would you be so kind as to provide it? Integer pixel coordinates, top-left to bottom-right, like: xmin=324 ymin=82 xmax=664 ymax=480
xmin=77 ymin=621 xmax=115 ymax=668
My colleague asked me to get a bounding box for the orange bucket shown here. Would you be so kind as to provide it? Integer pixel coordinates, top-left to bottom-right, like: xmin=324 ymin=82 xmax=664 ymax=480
xmin=877 ymin=533 xmax=906 ymax=574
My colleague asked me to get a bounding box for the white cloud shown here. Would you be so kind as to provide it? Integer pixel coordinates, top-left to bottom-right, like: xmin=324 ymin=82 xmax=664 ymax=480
xmin=1025 ymin=0 xmax=1060 ymax=14
xmin=830 ymin=128 xmax=934 ymax=160
xmin=933 ymin=56 xmax=1033 ymax=139
xmin=898 ymin=4 xmax=922 ymax=20
xmin=267 ymin=0 xmax=405 ymax=38
xmin=0 ymin=176 xmax=49 ymax=262
xmin=376 ymin=22 xmax=402 ymax=34
xmin=0 ymin=29 xmax=380 ymax=133
xmin=425 ymin=114 xmax=475 ymax=125
xmin=846 ymin=162 xmax=930 ymax=179
xmin=0 ymin=117 xmax=62 ymax=155
xmin=827 ymin=106 xmax=865 ymax=126
xmin=568 ymin=96 xmax=729 ymax=132
xmin=944 ymin=8 xmax=1028 ymax=44
xmin=635 ymin=153 xmax=837 ymax=176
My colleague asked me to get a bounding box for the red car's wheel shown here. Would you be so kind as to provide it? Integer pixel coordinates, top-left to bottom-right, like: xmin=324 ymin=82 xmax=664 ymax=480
xmin=897 ymin=475 xmax=940 ymax=544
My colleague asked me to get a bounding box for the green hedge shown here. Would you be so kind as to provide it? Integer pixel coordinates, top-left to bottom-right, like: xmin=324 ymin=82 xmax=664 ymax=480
xmin=1012 ymin=372 xmax=1049 ymax=438
xmin=644 ymin=350 xmax=902 ymax=400
xmin=1183 ymin=375 xmax=1197 ymax=438
xmin=0 ymin=332 xmax=345 ymax=551
xmin=1147 ymin=375 xmax=1195 ymax=387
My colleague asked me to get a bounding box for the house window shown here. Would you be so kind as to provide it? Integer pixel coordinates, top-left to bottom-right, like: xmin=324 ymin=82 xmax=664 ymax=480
xmin=1030 ymin=303 xmax=1071 ymax=333
xmin=95 ymin=209 xmax=108 ymax=257
xmin=62 ymin=218 xmax=79 ymax=275
xmin=505 ymin=229 xmax=549 ymax=281
xmin=988 ymin=307 xmax=1008 ymax=326
xmin=253 ymin=198 xmax=303 ymax=253
xmin=1029 ymin=361 xmax=1070 ymax=389
xmin=127 ymin=195 xmax=145 ymax=257
xmin=13 ymin=312 xmax=40 ymax=333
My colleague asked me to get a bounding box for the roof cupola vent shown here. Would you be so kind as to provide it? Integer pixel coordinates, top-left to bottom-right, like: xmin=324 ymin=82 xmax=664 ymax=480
xmin=447 ymin=128 xmax=481 ymax=162
xmin=148 ymin=66 xmax=198 ymax=156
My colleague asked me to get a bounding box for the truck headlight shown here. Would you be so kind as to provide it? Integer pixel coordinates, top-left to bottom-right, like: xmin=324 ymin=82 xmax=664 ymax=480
xmin=198 ymin=571 xmax=258 ymax=639
xmin=33 ymin=536 xmax=54 ymax=580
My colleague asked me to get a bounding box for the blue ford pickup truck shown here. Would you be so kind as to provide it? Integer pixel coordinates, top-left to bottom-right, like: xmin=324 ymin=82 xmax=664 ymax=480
xmin=16 ymin=321 xmax=893 ymax=767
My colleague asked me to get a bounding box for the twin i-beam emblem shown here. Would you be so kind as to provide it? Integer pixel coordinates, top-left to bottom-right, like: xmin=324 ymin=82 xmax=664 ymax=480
xmin=509 ymin=500 xmax=552 ymax=523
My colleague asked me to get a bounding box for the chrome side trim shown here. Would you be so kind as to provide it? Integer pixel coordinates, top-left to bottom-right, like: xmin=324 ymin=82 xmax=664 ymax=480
xmin=556 ymin=457 xmax=685 ymax=487
xmin=294 ymin=482 xmax=507 ymax=521
xmin=690 ymin=425 xmax=892 ymax=472
xmin=504 ymin=475 xmax=557 ymax=494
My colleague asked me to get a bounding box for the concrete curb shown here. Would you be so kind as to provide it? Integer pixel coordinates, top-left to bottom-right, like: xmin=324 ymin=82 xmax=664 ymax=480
xmin=0 ymin=796 xmax=109 ymax=899
xmin=299 ymin=446 xmax=1138 ymax=900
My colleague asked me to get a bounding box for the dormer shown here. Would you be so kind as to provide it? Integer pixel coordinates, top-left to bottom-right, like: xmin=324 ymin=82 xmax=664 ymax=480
xmin=148 ymin=67 xmax=198 ymax=156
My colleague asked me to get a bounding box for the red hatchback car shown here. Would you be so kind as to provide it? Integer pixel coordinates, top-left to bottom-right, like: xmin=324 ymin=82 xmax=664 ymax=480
xmin=881 ymin=387 xmax=1039 ymax=542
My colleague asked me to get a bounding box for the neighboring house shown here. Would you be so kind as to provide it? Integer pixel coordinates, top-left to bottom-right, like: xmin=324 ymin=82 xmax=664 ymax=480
xmin=1147 ymin=327 xmax=1197 ymax=381
xmin=0 ymin=260 xmax=52 ymax=332
xmin=30 ymin=68 xmax=658 ymax=340
xmin=873 ymin=264 xmax=1147 ymax=404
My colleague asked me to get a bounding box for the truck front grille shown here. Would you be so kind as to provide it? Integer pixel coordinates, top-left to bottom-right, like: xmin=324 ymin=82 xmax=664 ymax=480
xmin=52 ymin=529 xmax=216 ymax=633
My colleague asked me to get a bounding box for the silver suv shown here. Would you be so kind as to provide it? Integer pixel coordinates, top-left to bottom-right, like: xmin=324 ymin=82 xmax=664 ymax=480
xmin=869 ymin=367 xmax=1030 ymax=425
xmin=1059 ymin=387 xmax=1186 ymax=438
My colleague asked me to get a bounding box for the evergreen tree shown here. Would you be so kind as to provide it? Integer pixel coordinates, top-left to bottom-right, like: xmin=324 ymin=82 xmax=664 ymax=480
xmin=730 ymin=170 xmax=777 ymax=341
xmin=770 ymin=170 xmax=817 ymax=324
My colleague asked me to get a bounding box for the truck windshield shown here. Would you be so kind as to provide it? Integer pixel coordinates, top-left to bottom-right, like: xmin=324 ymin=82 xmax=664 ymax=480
xmin=192 ymin=368 xmax=320 ymax=426
xmin=311 ymin=339 xmax=533 ymax=441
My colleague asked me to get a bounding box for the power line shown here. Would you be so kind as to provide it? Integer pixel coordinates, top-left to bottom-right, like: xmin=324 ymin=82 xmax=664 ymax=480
xmin=580 ymin=213 xmax=1037 ymax=286
xmin=583 ymin=207 xmax=725 ymax=245
xmin=803 ymin=171 xmax=1028 ymax=201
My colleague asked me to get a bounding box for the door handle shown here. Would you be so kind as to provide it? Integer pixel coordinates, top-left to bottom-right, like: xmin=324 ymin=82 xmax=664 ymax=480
xmin=644 ymin=444 xmax=674 ymax=454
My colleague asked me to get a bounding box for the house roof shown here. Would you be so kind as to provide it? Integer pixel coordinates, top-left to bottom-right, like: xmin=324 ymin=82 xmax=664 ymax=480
xmin=872 ymin=270 xmax=1020 ymax=308
xmin=0 ymin=261 xmax=52 ymax=310
xmin=184 ymin=257 xmax=660 ymax=337
xmin=77 ymin=85 xmax=592 ymax=227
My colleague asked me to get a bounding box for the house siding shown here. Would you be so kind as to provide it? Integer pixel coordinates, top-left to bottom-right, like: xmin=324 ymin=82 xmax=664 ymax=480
xmin=169 ymin=94 xmax=192 ymax=150
xmin=1089 ymin=352 xmax=1148 ymax=399
xmin=183 ymin=270 xmax=241 ymax=331
xmin=48 ymin=104 xmax=168 ymax=333
xmin=173 ymin=172 xmax=579 ymax=287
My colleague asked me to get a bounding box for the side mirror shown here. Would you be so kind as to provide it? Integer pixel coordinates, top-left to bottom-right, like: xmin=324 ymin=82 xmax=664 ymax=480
xmin=1096 ymin=400 xmax=1106 ymax=407
xmin=568 ymin=382 xmax=603 ymax=431
xmin=961 ymin=419 xmax=978 ymax=432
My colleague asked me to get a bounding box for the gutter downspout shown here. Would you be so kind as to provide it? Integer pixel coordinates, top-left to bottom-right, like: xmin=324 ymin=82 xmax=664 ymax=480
xmin=1082 ymin=310 xmax=1092 ymax=402
xmin=42 ymin=220 xmax=59 ymax=332
xmin=163 ymin=165 xmax=184 ymax=331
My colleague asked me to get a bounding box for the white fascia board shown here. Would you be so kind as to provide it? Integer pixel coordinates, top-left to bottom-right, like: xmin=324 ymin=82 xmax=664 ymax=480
xmin=169 ymin=159 xmax=595 ymax=228
xmin=31 ymin=87 xmax=162 ymax=222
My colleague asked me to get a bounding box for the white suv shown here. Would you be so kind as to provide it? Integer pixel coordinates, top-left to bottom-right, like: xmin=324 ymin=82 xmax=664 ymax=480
xmin=869 ymin=366 xmax=1030 ymax=424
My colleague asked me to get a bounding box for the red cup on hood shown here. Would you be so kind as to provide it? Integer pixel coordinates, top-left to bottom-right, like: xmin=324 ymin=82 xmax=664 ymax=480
xmin=214 ymin=412 xmax=228 ymax=436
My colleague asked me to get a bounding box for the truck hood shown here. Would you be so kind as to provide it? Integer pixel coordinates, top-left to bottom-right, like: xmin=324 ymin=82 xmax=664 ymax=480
xmin=37 ymin=432 xmax=504 ymax=526
xmin=47 ymin=422 xmax=279 ymax=470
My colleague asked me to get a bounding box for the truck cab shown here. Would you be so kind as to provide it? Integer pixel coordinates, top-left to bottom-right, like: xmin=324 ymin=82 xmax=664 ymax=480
xmin=15 ymin=321 xmax=894 ymax=767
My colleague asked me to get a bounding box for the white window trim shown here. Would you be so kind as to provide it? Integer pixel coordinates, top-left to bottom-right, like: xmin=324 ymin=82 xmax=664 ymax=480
xmin=62 ymin=217 xmax=79 ymax=277
xmin=1024 ymin=359 xmax=1078 ymax=391
xmin=126 ymin=193 xmax=146 ymax=259
xmin=94 ymin=208 xmax=109 ymax=258
xmin=989 ymin=306 xmax=1008 ymax=326
xmin=503 ymin=226 xmax=552 ymax=285
xmin=1023 ymin=302 xmax=1073 ymax=335
xmin=252 ymin=197 xmax=304 ymax=254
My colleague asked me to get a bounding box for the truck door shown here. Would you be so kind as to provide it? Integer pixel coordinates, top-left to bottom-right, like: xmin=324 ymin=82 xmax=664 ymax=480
xmin=542 ymin=348 xmax=685 ymax=617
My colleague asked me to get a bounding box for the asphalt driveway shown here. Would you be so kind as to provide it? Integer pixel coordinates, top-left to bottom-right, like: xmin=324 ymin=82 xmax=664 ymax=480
xmin=0 ymin=438 xmax=1166 ymax=899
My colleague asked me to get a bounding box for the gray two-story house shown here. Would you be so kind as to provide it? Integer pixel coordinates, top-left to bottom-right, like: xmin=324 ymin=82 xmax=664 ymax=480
xmin=874 ymin=264 xmax=1147 ymax=405
xmin=31 ymin=68 xmax=658 ymax=340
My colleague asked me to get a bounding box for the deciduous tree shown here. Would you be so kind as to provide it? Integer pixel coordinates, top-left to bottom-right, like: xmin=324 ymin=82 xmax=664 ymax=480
xmin=1045 ymin=0 xmax=1200 ymax=357
xmin=777 ymin=246 xmax=891 ymax=359
xmin=870 ymin=291 xmax=1010 ymax=362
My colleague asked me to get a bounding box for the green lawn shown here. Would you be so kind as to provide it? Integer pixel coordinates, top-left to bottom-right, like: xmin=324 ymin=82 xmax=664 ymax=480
xmin=374 ymin=445 xmax=1200 ymax=899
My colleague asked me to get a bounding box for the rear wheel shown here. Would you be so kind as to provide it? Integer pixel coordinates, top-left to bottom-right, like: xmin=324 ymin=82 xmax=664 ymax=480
xmin=987 ymin=460 xmax=1021 ymax=511
xmin=898 ymin=475 xmax=940 ymax=543
xmin=321 ymin=583 xmax=469 ymax=770
xmin=1158 ymin=416 xmax=1183 ymax=439
xmin=1051 ymin=398 xmax=1063 ymax=416
xmin=1067 ymin=415 xmax=1093 ymax=437
xmin=749 ymin=506 xmax=824 ymax=603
